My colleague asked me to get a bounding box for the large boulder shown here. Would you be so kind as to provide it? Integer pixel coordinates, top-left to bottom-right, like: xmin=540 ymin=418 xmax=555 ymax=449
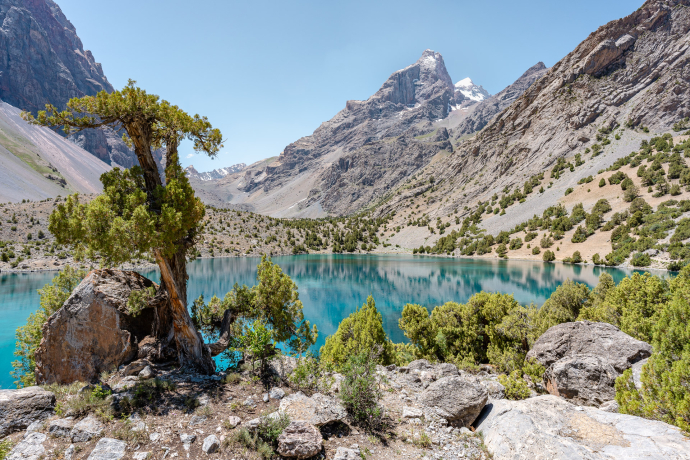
xmin=279 ymin=392 xmax=346 ymax=426
xmin=527 ymin=321 xmax=651 ymax=406
xmin=277 ymin=422 xmax=323 ymax=458
xmin=476 ymin=395 xmax=690 ymax=460
xmin=418 ymin=376 xmax=488 ymax=427
xmin=0 ymin=387 xmax=55 ymax=437
xmin=526 ymin=321 xmax=651 ymax=373
xmin=544 ymin=355 xmax=618 ymax=406
xmin=6 ymin=432 xmax=47 ymax=460
xmin=35 ymin=269 xmax=159 ymax=385
xmin=86 ymin=438 xmax=127 ymax=460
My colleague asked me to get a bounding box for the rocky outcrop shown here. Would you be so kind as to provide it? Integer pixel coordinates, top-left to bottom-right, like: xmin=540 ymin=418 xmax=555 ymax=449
xmin=35 ymin=269 xmax=160 ymax=385
xmin=526 ymin=321 xmax=651 ymax=406
xmin=453 ymin=62 xmax=548 ymax=136
xmin=6 ymin=432 xmax=47 ymax=460
xmin=476 ymin=395 xmax=690 ymax=460
xmin=526 ymin=321 xmax=652 ymax=373
xmin=418 ymin=376 xmax=488 ymax=427
xmin=277 ymin=422 xmax=323 ymax=459
xmin=86 ymin=438 xmax=127 ymax=460
xmin=279 ymin=392 xmax=347 ymax=426
xmin=0 ymin=387 xmax=55 ymax=437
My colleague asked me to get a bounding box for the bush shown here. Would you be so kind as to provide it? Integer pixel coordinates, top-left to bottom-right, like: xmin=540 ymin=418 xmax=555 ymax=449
xmin=0 ymin=439 xmax=13 ymax=460
xmin=599 ymin=178 xmax=606 ymax=187
xmin=498 ymin=371 xmax=531 ymax=400
xmin=339 ymin=351 xmax=385 ymax=432
xmin=564 ymin=188 xmax=574 ymax=196
xmin=509 ymin=238 xmax=523 ymax=250
xmin=615 ymin=267 xmax=690 ymax=433
xmin=631 ymin=252 xmax=651 ymax=267
xmin=320 ymin=296 xmax=392 ymax=366
xmin=624 ymin=185 xmax=639 ymax=202
xmin=532 ymin=246 xmax=541 ymax=255
xmin=288 ymin=354 xmax=333 ymax=394
xmin=12 ymin=267 xmax=85 ymax=387
xmin=543 ymin=250 xmax=555 ymax=262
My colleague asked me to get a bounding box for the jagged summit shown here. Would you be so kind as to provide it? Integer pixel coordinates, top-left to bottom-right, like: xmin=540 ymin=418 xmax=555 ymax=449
xmin=185 ymin=163 xmax=246 ymax=181
xmin=453 ymin=77 xmax=490 ymax=106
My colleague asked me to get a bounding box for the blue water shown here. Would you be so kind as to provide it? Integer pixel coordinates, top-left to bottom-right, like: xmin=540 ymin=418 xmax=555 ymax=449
xmin=0 ymin=255 xmax=643 ymax=388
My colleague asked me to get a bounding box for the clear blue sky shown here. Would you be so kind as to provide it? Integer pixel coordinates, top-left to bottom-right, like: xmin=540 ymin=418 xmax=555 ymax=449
xmin=56 ymin=0 xmax=642 ymax=172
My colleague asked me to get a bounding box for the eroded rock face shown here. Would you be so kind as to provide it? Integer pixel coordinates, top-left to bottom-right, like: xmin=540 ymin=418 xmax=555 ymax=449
xmin=277 ymin=422 xmax=323 ymax=459
xmin=35 ymin=269 xmax=159 ymax=385
xmin=0 ymin=386 xmax=55 ymax=437
xmin=476 ymin=395 xmax=690 ymax=460
xmin=544 ymin=355 xmax=618 ymax=406
xmin=418 ymin=376 xmax=488 ymax=427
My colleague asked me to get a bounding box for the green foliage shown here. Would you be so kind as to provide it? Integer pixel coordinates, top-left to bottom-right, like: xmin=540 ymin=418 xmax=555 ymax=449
xmin=191 ymin=255 xmax=317 ymax=357
xmin=498 ymin=371 xmax=531 ymax=400
xmin=542 ymin=250 xmax=555 ymax=262
xmin=616 ymin=267 xmax=690 ymax=433
xmin=631 ymin=252 xmax=652 ymax=267
xmin=126 ymin=285 xmax=156 ymax=317
xmin=538 ymin=279 xmax=590 ymax=331
xmin=339 ymin=351 xmax=385 ymax=432
xmin=523 ymin=358 xmax=546 ymax=384
xmin=288 ymin=353 xmax=334 ymax=394
xmin=241 ymin=320 xmax=274 ymax=373
xmin=320 ymin=295 xmax=392 ymax=366
xmin=0 ymin=439 xmax=13 ymax=460
xmin=12 ymin=266 xmax=85 ymax=387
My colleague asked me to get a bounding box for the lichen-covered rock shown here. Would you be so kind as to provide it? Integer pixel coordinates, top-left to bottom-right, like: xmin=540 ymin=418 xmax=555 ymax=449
xmin=279 ymin=392 xmax=346 ymax=426
xmin=86 ymin=438 xmax=127 ymax=460
xmin=476 ymin=395 xmax=690 ymax=460
xmin=544 ymin=355 xmax=618 ymax=406
xmin=202 ymin=435 xmax=220 ymax=454
xmin=48 ymin=418 xmax=75 ymax=438
xmin=0 ymin=386 xmax=55 ymax=437
xmin=35 ymin=269 xmax=159 ymax=385
xmin=6 ymin=432 xmax=46 ymax=460
xmin=277 ymin=422 xmax=323 ymax=459
xmin=419 ymin=376 xmax=488 ymax=427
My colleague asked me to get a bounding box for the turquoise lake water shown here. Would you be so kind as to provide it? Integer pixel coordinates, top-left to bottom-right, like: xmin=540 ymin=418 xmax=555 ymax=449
xmin=0 ymin=254 xmax=644 ymax=388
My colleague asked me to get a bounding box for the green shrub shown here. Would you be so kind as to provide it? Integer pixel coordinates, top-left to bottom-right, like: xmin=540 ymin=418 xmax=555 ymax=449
xmin=631 ymin=252 xmax=651 ymax=267
xmin=522 ymin=359 xmax=546 ymax=385
xmin=599 ymin=178 xmax=606 ymax=187
xmin=339 ymin=351 xmax=385 ymax=432
xmin=498 ymin=371 xmax=531 ymax=400
xmin=320 ymin=296 xmax=392 ymax=366
xmin=565 ymin=188 xmax=574 ymax=196
xmin=615 ymin=267 xmax=690 ymax=433
xmin=12 ymin=266 xmax=85 ymax=387
xmin=531 ymin=246 xmax=541 ymax=255
xmin=543 ymin=250 xmax=555 ymax=262
xmin=0 ymin=439 xmax=13 ymax=460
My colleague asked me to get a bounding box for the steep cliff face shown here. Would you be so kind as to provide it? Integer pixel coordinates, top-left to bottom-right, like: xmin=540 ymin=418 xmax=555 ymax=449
xmin=0 ymin=0 xmax=144 ymax=167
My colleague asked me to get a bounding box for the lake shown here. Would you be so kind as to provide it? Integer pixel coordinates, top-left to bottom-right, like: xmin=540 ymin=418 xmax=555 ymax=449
xmin=0 ymin=254 xmax=644 ymax=388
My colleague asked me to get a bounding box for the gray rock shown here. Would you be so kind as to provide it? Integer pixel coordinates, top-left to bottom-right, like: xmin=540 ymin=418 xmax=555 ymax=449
xmin=70 ymin=416 xmax=104 ymax=442
xmin=476 ymin=395 xmax=690 ymax=460
xmin=132 ymin=453 xmax=150 ymax=460
xmin=526 ymin=321 xmax=651 ymax=374
xmin=188 ymin=415 xmax=207 ymax=427
xmin=262 ymin=393 xmax=270 ymax=403
xmin=419 ymin=376 xmax=488 ymax=427
xmin=225 ymin=416 xmax=241 ymax=428
xmin=269 ymin=387 xmax=286 ymax=400
xmin=268 ymin=355 xmax=298 ymax=380
xmin=631 ymin=357 xmax=648 ymax=389
xmin=23 ymin=421 xmax=43 ymax=437
xmin=122 ymin=360 xmax=150 ymax=377
xmin=480 ymin=379 xmax=506 ymax=400
xmin=599 ymin=400 xmax=620 ymax=413
xmin=279 ymin=392 xmax=347 ymax=426
xmin=544 ymin=355 xmax=618 ymax=406
xmin=111 ymin=376 xmax=138 ymax=392
xmin=64 ymin=445 xmax=75 ymax=460
xmin=333 ymin=447 xmax=361 ymax=460
xmin=402 ymin=406 xmax=424 ymax=419
xmin=149 ymin=432 xmax=161 ymax=442
xmin=277 ymin=421 xmax=323 ymax=459
xmin=202 ymin=435 xmax=220 ymax=454
xmin=408 ymin=359 xmax=434 ymax=371
xmin=48 ymin=418 xmax=75 ymax=438
xmin=0 ymin=387 xmax=55 ymax=437
xmin=138 ymin=366 xmax=155 ymax=380
xmin=434 ymin=363 xmax=459 ymax=379
xmin=7 ymin=432 xmax=46 ymax=460
xmin=86 ymin=438 xmax=127 ymax=460
xmin=179 ymin=433 xmax=196 ymax=444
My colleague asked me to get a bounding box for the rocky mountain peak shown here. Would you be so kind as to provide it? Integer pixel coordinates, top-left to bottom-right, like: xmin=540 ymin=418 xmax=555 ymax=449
xmin=453 ymin=77 xmax=490 ymax=107
xmin=185 ymin=163 xmax=247 ymax=181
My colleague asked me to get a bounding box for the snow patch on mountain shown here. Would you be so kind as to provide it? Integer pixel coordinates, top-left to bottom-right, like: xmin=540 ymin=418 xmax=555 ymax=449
xmin=185 ymin=163 xmax=246 ymax=181
xmin=454 ymin=77 xmax=490 ymax=103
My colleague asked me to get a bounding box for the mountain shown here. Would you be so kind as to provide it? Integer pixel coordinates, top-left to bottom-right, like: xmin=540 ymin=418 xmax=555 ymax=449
xmin=0 ymin=100 xmax=110 ymax=202
xmin=452 ymin=77 xmax=490 ymax=109
xmin=0 ymin=0 xmax=144 ymax=167
xmin=452 ymin=62 xmax=548 ymax=136
xmin=185 ymin=164 xmax=246 ymax=181
xmin=374 ymin=0 xmax=690 ymax=237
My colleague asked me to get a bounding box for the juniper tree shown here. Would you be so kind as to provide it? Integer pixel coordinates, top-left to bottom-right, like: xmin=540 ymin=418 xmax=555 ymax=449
xmin=23 ymin=81 xmax=224 ymax=373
